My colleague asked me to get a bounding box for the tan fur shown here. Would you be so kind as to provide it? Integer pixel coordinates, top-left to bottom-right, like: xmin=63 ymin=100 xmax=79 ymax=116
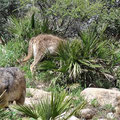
xmin=22 ymin=34 xmax=64 ymax=73
xmin=0 ymin=67 xmax=26 ymax=108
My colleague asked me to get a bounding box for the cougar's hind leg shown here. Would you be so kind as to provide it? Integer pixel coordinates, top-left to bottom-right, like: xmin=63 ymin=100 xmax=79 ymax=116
xmin=30 ymin=50 xmax=46 ymax=74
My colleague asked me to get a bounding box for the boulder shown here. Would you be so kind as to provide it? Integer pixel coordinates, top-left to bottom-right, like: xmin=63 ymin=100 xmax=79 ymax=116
xmin=55 ymin=112 xmax=79 ymax=120
xmin=106 ymin=112 xmax=115 ymax=119
xmin=97 ymin=118 xmax=108 ymax=120
xmin=81 ymin=88 xmax=120 ymax=107
xmin=80 ymin=108 xmax=96 ymax=119
xmin=68 ymin=116 xmax=80 ymax=120
xmin=25 ymin=88 xmax=51 ymax=105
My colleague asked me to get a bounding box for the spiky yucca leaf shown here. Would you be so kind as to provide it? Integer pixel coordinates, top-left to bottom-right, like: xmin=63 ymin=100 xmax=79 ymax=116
xmin=63 ymin=100 xmax=86 ymax=120
xmin=14 ymin=105 xmax=38 ymax=119
xmin=50 ymin=91 xmax=72 ymax=119
xmin=79 ymin=27 xmax=110 ymax=59
xmin=38 ymin=28 xmax=113 ymax=86
xmin=38 ymin=39 xmax=104 ymax=80
xmin=14 ymin=91 xmax=85 ymax=120
xmin=38 ymin=60 xmax=57 ymax=71
xmin=0 ymin=109 xmax=9 ymax=120
xmin=36 ymin=99 xmax=52 ymax=120
xmin=57 ymin=40 xmax=83 ymax=79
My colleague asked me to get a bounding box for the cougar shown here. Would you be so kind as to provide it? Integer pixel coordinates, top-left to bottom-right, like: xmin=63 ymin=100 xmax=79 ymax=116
xmin=0 ymin=67 xmax=26 ymax=108
xmin=22 ymin=34 xmax=64 ymax=73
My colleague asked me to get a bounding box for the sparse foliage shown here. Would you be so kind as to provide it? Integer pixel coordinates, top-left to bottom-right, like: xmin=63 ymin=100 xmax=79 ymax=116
xmin=14 ymin=91 xmax=86 ymax=120
xmin=0 ymin=109 xmax=9 ymax=120
xmin=38 ymin=27 xmax=116 ymax=88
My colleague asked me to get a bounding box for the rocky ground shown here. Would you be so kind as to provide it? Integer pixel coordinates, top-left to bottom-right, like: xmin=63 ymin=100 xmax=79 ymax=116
xmin=22 ymin=86 xmax=120 ymax=120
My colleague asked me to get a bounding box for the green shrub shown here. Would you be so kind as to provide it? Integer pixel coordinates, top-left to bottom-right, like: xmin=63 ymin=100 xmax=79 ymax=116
xmin=17 ymin=0 xmax=104 ymax=37
xmin=0 ymin=0 xmax=20 ymax=41
xmin=2 ymin=0 xmax=120 ymax=90
xmin=0 ymin=109 xmax=9 ymax=120
xmin=0 ymin=39 xmax=27 ymax=67
xmin=48 ymin=0 xmax=103 ymax=19
xmin=98 ymin=3 xmax=120 ymax=39
xmin=8 ymin=14 xmax=41 ymax=40
xmin=38 ymin=28 xmax=117 ymax=88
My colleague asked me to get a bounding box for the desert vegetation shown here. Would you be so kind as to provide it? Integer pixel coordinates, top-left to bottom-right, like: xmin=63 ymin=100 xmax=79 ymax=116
xmin=0 ymin=0 xmax=120 ymax=119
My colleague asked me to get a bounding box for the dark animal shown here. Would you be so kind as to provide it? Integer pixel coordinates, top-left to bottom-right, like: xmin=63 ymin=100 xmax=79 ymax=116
xmin=0 ymin=67 xmax=26 ymax=108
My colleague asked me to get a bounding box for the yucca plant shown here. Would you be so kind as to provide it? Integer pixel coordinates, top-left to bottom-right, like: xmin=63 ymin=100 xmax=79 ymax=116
xmin=57 ymin=40 xmax=84 ymax=80
xmin=14 ymin=91 xmax=85 ymax=120
xmin=38 ymin=27 xmax=115 ymax=87
xmin=0 ymin=109 xmax=9 ymax=120
xmin=79 ymin=27 xmax=111 ymax=60
xmin=39 ymin=40 xmax=104 ymax=79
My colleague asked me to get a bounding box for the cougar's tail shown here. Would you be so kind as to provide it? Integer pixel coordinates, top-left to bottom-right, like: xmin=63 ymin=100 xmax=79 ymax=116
xmin=22 ymin=37 xmax=35 ymax=62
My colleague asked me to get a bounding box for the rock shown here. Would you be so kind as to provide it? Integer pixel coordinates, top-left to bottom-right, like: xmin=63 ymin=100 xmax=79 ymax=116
xmin=114 ymin=95 xmax=120 ymax=116
xmin=25 ymin=98 xmax=35 ymax=105
xmin=55 ymin=108 xmax=80 ymax=120
xmin=25 ymin=88 xmax=51 ymax=105
xmin=81 ymin=88 xmax=120 ymax=107
xmin=26 ymin=88 xmax=51 ymax=99
xmin=80 ymin=108 xmax=96 ymax=119
xmin=110 ymin=88 xmax=120 ymax=92
xmin=97 ymin=118 xmax=108 ymax=120
xmin=115 ymin=106 xmax=120 ymax=116
xmin=67 ymin=116 xmax=80 ymax=120
xmin=55 ymin=114 xmax=79 ymax=120
xmin=55 ymin=112 xmax=66 ymax=120
xmin=107 ymin=112 xmax=115 ymax=119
